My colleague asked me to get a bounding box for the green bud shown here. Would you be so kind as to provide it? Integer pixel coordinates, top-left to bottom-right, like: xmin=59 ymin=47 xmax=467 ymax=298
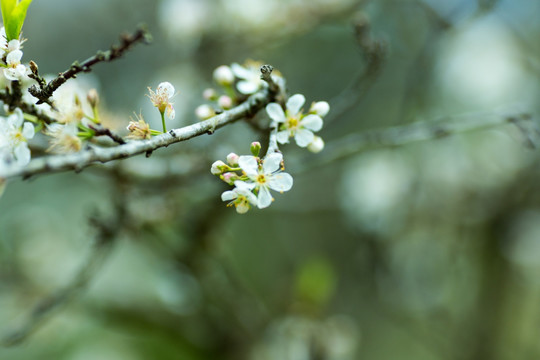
xmin=250 ymin=141 xmax=261 ymax=157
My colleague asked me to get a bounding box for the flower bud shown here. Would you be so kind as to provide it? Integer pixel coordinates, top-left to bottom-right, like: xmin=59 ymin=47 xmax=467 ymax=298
xmin=218 ymin=95 xmax=233 ymax=109
xmin=211 ymin=160 xmax=228 ymax=175
xmin=221 ymin=172 xmax=239 ymax=185
xmin=195 ymin=104 xmax=215 ymax=120
xmin=203 ymin=88 xmax=218 ymax=101
xmin=87 ymin=89 xmax=100 ymax=108
xmin=226 ymin=152 xmax=239 ymax=166
xmin=307 ymin=136 xmax=325 ymax=153
xmin=310 ymin=101 xmax=330 ymax=117
xmin=250 ymin=141 xmax=261 ymax=157
xmin=213 ymin=65 xmax=234 ymax=86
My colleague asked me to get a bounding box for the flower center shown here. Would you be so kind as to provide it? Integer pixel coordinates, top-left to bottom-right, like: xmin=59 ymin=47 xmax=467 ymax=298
xmin=256 ymin=174 xmax=267 ymax=184
xmin=286 ymin=117 xmax=299 ymax=129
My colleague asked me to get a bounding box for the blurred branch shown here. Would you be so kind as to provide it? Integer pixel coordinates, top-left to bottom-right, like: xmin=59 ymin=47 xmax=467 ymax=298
xmin=326 ymin=13 xmax=387 ymax=124
xmin=298 ymin=112 xmax=536 ymax=170
xmin=1 ymin=200 xmax=127 ymax=347
xmin=2 ymin=83 xmax=279 ymax=180
xmin=28 ymin=25 xmax=152 ymax=106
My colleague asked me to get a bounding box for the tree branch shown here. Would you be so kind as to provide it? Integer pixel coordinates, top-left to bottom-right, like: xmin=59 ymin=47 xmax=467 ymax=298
xmin=2 ymin=87 xmax=274 ymax=179
xmin=28 ymin=25 xmax=151 ymax=105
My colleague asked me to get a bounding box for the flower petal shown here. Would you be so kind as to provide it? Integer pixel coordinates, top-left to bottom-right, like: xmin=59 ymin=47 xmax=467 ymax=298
xmin=221 ymin=190 xmax=236 ymax=201
xmin=286 ymin=94 xmax=305 ymax=115
xmin=262 ymin=152 xmax=282 ymax=174
xmin=22 ymin=122 xmax=34 ymax=139
xmin=236 ymin=201 xmax=250 ymax=214
xmin=266 ymin=103 xmax=286 ymax=123
xmin=257 ymin=186 xmax=273 ymax=209
xmin=236 ymin=80 xmax=259 ymax=94
xmin=231 ymin=63 xmax=251 ymax=79
xmin=268 ymin=172 xmax=293 ymax=192
xmin=301 ymin=115 xmax=323 ymax=131
xmin=14 ymin=144 xmax=30 ymax=166
xmin=276 ymin=130 xmax=290 ymax=144
xmin=238 ymin=155 xmax=258 ymax=177
xmin=158 ymin=82 xmax=175 ymax=98
xmin=295 ymin=129 xmax=315 ymax=147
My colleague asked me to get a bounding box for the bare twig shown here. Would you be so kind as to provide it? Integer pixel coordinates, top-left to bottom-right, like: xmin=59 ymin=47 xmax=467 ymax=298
xmin=296 ymin=112 xmax=535 ymax=171
xmin=28 ymin=25 xmax=151 ymax=105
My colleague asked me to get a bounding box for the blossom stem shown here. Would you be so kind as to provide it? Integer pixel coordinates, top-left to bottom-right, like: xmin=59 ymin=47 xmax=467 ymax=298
xmin=160 ymin=112 xmax=167 ymax=133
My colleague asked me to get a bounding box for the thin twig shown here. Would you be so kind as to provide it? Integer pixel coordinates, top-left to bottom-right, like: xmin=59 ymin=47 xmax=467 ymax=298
xmin=28 ymin=25 xmax=151 ymax=105
xmin=296 ymin=112 xmax=535 ymax=171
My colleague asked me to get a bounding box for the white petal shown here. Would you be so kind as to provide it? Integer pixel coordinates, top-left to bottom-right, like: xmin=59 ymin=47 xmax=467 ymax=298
xmin=238 ymin=155 xmax=258 ymax=177
xmin=268 ymin=172 xmax=293 ymax=192
xmin=3 ymin=68 xmax=18 ymax=81
xmin=7 ymin=40 xmax=20 ymax=52
xmin=295 ymin=129 xmax=314 ymax=147
xmin=6 ymin=50 xmax=22 ymax=65
xmin=236 ymin=80 xmax=259 ymax=94
xmin=245 ymin=191 xmax=258 ymax=205
xmin=301 ymin=115 xmax=323 ymax=131
xmin=266 ymin=103 xmax=286 ymax=123
xmin=236 ymin=202 xmax=250 ymax=214
xmin=22 ymin=122 xmax=34 ymax=139
xmin=286 ymin=94 xmax=305 ymax=115
xmin=14 ymin=144 xmax=30 ymax=166
xmin=257 ymin=186 xmax=273 ymax=209
xmin=231 ymin=63 xmax=251 ymax=79
xmin=167 ymin=106 xmax=175 ymax=120
xmin=221 ymin=190 xmax=236 ymax=201
xmin=158 ymin=82 xmax=175 ymax=98
xmin=262 ymin=152 xmax=282 ymax=174
xmin=235 ymin=180 xmax=254 ymax=191
xmin=276 ymin=130 xmax=290 ymax=144
xmin=7 ymin=109 xmax=23 ymax=128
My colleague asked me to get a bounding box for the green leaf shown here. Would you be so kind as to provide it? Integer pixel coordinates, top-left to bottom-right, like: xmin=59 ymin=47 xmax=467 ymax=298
xmin=1 ymin=0 xmax=33 ymax=41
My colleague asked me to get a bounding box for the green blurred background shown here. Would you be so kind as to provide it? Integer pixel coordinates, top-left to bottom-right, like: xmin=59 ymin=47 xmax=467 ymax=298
xmin=1 ymin=0 xmax=540 ymax=359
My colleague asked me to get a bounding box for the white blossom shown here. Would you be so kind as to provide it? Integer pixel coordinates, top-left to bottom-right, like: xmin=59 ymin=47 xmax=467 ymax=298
xmin=266 ymin=94 xmax=324 ymax=147
xmin=3 ymin=39 xmax=27 ymax=81
xmin=213 ymin=65 xmax=234 ymax=86
xmin=238 ymin=152 xmax=293 ymax=209
xmin=221 ymin=180 xmax=258 ymax=214
xmin=45 ymin=123 xmax=81 ymax=153
xmin=231 ymin=62 xmax=265 ymax=95
xmin=148 ymin=82 xmax=176 ymax=119
xmin=0 ymin=109 xmax=34 ymax=167
xmin=310 ymin=101 xmax=330 ymax=117
xmin=307 ymin=136 xmax=325 ymax=153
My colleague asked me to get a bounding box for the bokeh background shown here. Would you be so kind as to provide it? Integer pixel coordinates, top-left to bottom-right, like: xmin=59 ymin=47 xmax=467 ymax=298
xmin=1 ymin=0 xmax=540 ymax=359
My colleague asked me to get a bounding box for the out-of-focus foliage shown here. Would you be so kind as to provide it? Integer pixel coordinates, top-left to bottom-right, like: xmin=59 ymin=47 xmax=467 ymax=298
xmin=1 ymin=0 xmax=540 ymax=359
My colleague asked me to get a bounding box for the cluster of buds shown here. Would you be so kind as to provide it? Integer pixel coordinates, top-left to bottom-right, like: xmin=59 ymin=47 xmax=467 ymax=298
xmin=195 ymin=60 xmax=282 ymax=120
xmin=211 ymin=142 xmax=293 ymax=214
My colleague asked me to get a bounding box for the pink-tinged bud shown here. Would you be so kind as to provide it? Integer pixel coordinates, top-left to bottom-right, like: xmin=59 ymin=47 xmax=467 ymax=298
xmin=203 ymin=88 xmax=218 ymax=101
xmin=211 ymin=160 xmax=228 ymax=175
xmin=218 ymin=95 xmax=233 ymax=109
xmin=250 ymin=141 xmax=261 ymax=157
xmin=226 ymin=152 xmax=239 ymax=166
xmin=310 ymin=101 xmax=330 ymax=117
xmin=213 ymin=65 xmax=234 ymax=86
xmin=221 ymin=172 xmax=238 ymax=185
xmin=307 ymin=136 xmax=325 ymax=153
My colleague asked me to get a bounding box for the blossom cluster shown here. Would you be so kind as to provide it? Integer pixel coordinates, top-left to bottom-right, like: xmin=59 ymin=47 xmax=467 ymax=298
xmin=195 ymin=60 xmax=281 ymax=120
xmin=0 ymin=108 xmax=34 ymax=169
xmin=1 ymin=26 xmax=27 ymax=81
xmin=208 ymin=63 xmax=330 ymax=214
xmin=212 ymin=143 xmax=293 ymax=214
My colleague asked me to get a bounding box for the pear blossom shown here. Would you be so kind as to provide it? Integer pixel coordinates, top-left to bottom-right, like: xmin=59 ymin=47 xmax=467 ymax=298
xmin=148 ymin=82 xmax=176 ymax=119
xmin=0 ymin=109 xmax=34 ymax=167
xmin=3 ymin=39 xmax=27 ymax=81
xmin=211 ymin=160 xmax=228 ymax=175
xmin=266 ymin=94 xmax=324 ymax=147
xmin=231 ymin=62 xmax=265 ymax=95
xmin=45 ymin=123 xmax=81 ymax=153
xmin=221 ymin=180 xmax=258 ymax=214
xmin=310 ymin=101 xmax=330 ymax=117
xmin=238 ymin=152 xmax=293 ymax=208
xmin=126 ymin=115 xmax=152 ymax=140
